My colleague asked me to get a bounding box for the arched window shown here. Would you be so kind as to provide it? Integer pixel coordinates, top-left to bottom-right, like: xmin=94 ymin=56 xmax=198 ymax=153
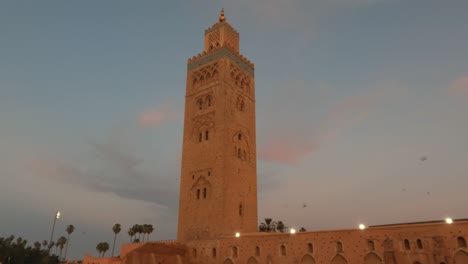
xmin=308 ymin=243 xmax=314 ymax=253
xmin=196 ymin=189 xmax=200 ymax=200
xmin=255 ymin=246 xmax=260 ymax=256
xmin=203 ymin=188 xmax=207 ymax=199
xmin=239 ymin=204 xmax=243 ymax=216
xmin=192 ymin=174 xmax=195 ymax=180
xmin=368 ymin=240 xmax=375 ymax=251
xmin=205 ymin=131 xmax=209 ymax=140
xmin=199 ymin=133 xmax=202 ymax=142
xmin=336 ymin=241 xmax=343 ymax=253
xmin=208 ymin=171 xmax=211 ymax=176
xmin=232 ymin=247 xmax=238 ymax=258
xmin=458 ymin=236 xmax=467 ymax=248
xmin=416 ymin=239 xmax=423 ymax=249
xmin=238 ymin=133 xmax=242 ymax=140
xmin=404 ymin=239 xmax=410 ymax=250
xmin=212 ymin=248 xmax=217 ymax=258
xmin=280 ymin=245 xmax=287 ymax=256
xmin=198 ymin=99 xmax=203 ymax=110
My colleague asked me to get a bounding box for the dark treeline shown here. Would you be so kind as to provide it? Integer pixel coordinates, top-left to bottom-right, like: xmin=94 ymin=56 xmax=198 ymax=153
xmin=0 ymin=235 xmax=59 ymax=264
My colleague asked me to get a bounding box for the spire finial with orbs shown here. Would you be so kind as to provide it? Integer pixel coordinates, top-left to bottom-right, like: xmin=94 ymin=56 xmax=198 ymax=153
xmin=219 ymin=8 xmax=226 ymax=22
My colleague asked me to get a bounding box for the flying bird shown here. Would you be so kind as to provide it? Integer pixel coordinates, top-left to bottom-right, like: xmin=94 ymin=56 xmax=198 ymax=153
xmin=302 ymin=203 xmax=307 ymax=208
xmin=420 ymin=156 xmax=427 ymax=161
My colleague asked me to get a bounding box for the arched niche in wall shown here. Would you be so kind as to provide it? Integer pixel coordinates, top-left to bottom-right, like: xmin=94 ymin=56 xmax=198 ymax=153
xmin=223 ymin=258 xmax=234 ymax=264
xmin=247 ymin=256 xmax=258 ymax=264
xmin=300 ymin=254 xmax=316 ymax=264
xmin=454 ymin=251 xmax=468 ymax=264
xmin=331 ymin=254 xmax=348 ymax=264
xmin=364 ymin=252 xmax=383 ymax=264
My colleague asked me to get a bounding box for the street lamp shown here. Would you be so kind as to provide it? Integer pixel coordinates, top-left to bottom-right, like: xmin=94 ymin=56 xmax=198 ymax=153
xmin=290 ymin=228 xmax=296 ymax=234
xmin=49 ymin=211 xmax=61 ymax=245
xmin=359 ymin=224 xmax=366 ymax=230
xmin=445 ymin=218 xmax=453 ymax=224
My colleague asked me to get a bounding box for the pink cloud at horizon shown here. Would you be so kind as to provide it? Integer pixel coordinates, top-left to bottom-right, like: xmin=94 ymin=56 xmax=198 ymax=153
xmin=138 ymin=106 xmax=180 ymax=127
xmin=451 ymin=76 xmax=468 ymax=96
xmin=258 ymin=140 xmax=320 ymax=165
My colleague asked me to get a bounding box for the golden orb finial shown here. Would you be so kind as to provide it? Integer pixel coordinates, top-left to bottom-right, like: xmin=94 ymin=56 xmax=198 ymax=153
xmin=219 ymin=8 xmax=226 ymax=22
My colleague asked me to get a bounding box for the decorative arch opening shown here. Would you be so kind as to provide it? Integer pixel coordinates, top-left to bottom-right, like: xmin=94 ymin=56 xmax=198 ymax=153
xmin=331 ymin=254 xmax=348 ymax=264
xmin=454 ymin=251 xmax=468 ymax=264
xmin=368 ymin=240 xmax=375 ymax=251
xmin=212 ymin=70 xmax=219 ymax=79
xmin=336 ymin=241 xmax=343 ymax=253
xmin=280 ymin=245 xmax=287 ymax=256
xmin=255 ymin=246 xmax=260 ymax=257
xmin=247 ymin=256 xmax=258 ymax=264
xmin=239 ymin=203 xmax=243 ymax=216
xmin=300 ymin=254 xmax=315 ymax=264
xmin=404 ymin=239 xmax=411 ymax=250
xmin=206 ymin=72 xmax=211 ymax=80
xmin=308 ymin=243 xmax=314 ymax=253
xmin=364 ymin=252 xmax=382 ymax=264
xmin=417 ymin=239 xmax=423 ymax=249
xmin=212 ymin=248 xmax=216 ymax=258
xmin=232 ymin=247 xmax=238 ymax=258
xmin=223 ymin=258 xmax=234 ymax=264
xmin=458 ymin=237 xmax=467 ymax=248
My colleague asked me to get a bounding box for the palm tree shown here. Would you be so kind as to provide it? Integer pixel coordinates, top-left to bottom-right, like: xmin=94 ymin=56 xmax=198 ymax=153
xmin=42 ymin=240 xmax=48 ymax=250
xmin=96 ymin=242 xmax=103 ymax=257
xmin=142 ymin=224 xmax=149 ymax=242
xmin=111 ymin=223 xmax=121 ymax=257
xmin=259 ymin=218 xmax=277 ymax=232
xmin=48 ymin=241 xmax=55 ymax=254
xmin=299 ymin=227 xmax=307 ymax=232
xmin=276 ymin=221 xmax=285 ymax=233
xmin=146 ymin=224 xmax=154 ymax=241
xmin=57 ymin=236 xmax=67 ymax=259
xmin=33 ymin=241 xmax=41 ymax=250
xmin=64 ymin=224 xmax=75 ymax=260
xmin=128 ymin=228 xmax=135 ymax=243
xmin=101 ymin=242 xmax=110 ymax=257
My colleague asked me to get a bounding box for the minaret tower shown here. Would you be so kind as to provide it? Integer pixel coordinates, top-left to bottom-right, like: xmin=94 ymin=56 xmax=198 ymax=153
xmin=177 ymin=9 xmax=258 ymax=241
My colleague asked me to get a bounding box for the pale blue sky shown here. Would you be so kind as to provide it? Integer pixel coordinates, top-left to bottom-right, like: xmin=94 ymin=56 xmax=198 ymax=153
xmin=1 ymin=0 xmax=468 ymax=260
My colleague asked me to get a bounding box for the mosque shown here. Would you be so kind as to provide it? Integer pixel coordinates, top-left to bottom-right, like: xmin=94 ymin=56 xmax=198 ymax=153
xmin=83 ymin=10 xmax=468 ymax=264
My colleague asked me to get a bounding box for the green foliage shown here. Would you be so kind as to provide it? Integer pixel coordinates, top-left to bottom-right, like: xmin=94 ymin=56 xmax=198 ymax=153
xmin=0 ymin=235 xmax=59 ymax=264
xmin=96 ymin=242 xmax=110 ymax=257
xmin=259 ymin=218 xmax=277 ymax=232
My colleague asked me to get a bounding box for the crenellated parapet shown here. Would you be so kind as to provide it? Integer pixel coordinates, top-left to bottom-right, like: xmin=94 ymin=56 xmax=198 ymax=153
xmin=187 ymin=43 xmax=254 ymax=76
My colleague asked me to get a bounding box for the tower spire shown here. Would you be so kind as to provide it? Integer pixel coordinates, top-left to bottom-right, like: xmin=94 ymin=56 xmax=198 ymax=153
xmin=219 ymin=8 xmax=226 ymax=22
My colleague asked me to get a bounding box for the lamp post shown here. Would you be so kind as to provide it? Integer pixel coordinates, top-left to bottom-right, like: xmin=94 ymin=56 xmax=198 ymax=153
xmin=49 ymin=211 xmax=61 ymax=245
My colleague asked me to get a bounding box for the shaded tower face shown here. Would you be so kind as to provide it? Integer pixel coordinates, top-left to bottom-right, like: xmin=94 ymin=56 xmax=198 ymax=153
xmin=177 ymin=10 xmax=258 ymax=242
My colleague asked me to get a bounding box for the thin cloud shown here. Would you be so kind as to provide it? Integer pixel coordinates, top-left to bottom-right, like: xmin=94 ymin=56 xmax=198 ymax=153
xmin=138 ymin=104 xmax=180 ymax=127
xmin=22 ymin=141 xmax=179 ymax=211
xmin=258 ymin=139 xmax=319 ymax=165
xmin=451 ymin=75 xmax=468 ymax=96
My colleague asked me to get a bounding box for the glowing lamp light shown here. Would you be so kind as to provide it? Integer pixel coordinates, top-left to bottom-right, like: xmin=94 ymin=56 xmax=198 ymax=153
xmin=445 ymin=218 xmax=453 ymax=224
xmin=55 ymin=211 xmax=61 ymax=219
xmin=290 ymin=228 xmax=296 ymax=234
xmin=359 ymin=224 xmax=366 ymax=230
xmin=235 ymin=232 xmax=240 ymax=238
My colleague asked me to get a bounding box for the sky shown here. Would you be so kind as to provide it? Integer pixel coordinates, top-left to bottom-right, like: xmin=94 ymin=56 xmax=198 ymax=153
xmin=1 ymin=0 xmax=468 ymax=260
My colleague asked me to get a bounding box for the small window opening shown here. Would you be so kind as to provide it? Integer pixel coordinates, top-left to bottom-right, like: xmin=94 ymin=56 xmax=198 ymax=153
xmin=199 ymin=133 xmax=202 ymax=142
xmin=212 ymin=248 xmax=216 ymax=258
xmin=192 ymin=248 xmax=197 ymax=258
xmin=458 ymin=237 xmax=467 ymax=248
xmin=208 ymin=171 xmax=211 ymax=176
xmin=205 ymin=131 xmax=209 ymax=140
xmin=255 ymin=246 xmax=260 ymax=257
xmin=239 ymin=204 xmax=243 ymax=216
xmin=196 ymin=189 xmax=200 ymax=200
xmin=198 ymin=100 xmax=203 ymax=110
xmin=280 ymin=245 xmax=286 ymax=256
xmin=209 ymin=44 xmax=213 ymax=50
xmin=232 ymin=247 xmax=238 ymax=258
xmin=238 ymin=133 xmax=242 ymax=140
xmin=192 ymin=175 xmax=195 ymax=180
xmin=308 ymin=243 xmax=313 ymax=253
xmin=203 ymin=188 xmax=207 ymax=199
xmin=216 ymin=42 xmax=220 ymax=47
xmin=368 ymin=240 xmax=375 ymax=251
xmin=404 ymin=239 xmax=410 ymax=250
xmin=417 ymin=239 xmax=423 ymax=249
xmin=336 ymin=242 xmax=343 ymax=253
